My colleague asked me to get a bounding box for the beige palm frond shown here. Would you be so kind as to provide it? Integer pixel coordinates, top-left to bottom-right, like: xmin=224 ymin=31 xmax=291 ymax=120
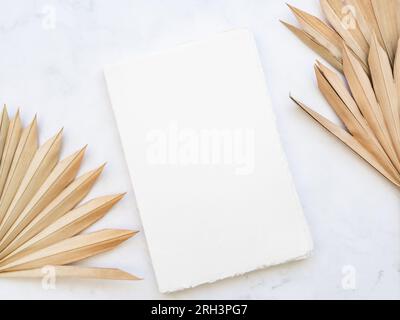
xmin=283 ymin=0 xmax=400 ymax=189
xmin=0 ymin=108 xmax=139 ymax=280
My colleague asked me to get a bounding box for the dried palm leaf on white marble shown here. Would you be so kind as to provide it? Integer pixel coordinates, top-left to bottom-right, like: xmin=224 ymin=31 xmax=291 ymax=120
xmin=287 ymin=4 xmax=343 ymax=60
xmin=0 ymin=266 xmax=140 ymax=280
xmin=283 ymin=3 xmax=369 ymax=72
xmin=0 ymin=229 xmax=135 ymax=272
xmin=314 ymin=61 xmax=400 ymax=179
xmin=0 ymin=108 xmax=139 ymax=280
xmin=291 ymin=97 xmax=400 ymax=187
xmin=285 ymin=1 xmax=400 ymax=189
xmin=0 ymin=194 xmax=125 ymax=265
xmin=281 ymin=20 xmax=343 ymax=71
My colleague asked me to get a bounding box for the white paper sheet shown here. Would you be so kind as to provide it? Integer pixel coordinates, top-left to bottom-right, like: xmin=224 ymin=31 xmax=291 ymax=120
xmin=105 ymin=29 xmax=313 ymax=293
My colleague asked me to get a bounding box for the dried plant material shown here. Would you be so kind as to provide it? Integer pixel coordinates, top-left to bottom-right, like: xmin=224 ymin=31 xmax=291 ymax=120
xmin=398 ymin=0 xmax=400 ymax=35
xmin=285 ymin=1 xmax=400 ymax=189
xmin=0 ymin=194 xmax=124 ymax=264
xmin=0 ymin=229 xmax=136 ymax=272
xmin=342 ymin=45 xmax=400 ymax=172
xmin=371 ymin=0 xmax=399 ymax=64
xmin=0 ymin=118 xmax=38 ymax=226
xmin=0 ymin=107 xmax=10 ymax=167
xmin=347 ymin=0 xmax=385 ymax=45
xmin=281 ymin=20 xmax=343 ymax=71
xmin=3 ymin=166 xmax=105 ymax=259
xmin=0 ymin=148 xmax=86 ymax=251
xmin=0 ymin=266 xmax=140 ymax=280
xmin=291 ymin=97 xmax=400 ymax=187
xmin=0 ymin=112 xmax=22 ymax=196
xmin=0 ymin=130 xmax=62 ymax=239
xmin=0 ymin=110 xmax=138 ymax=280
xmin=395 ymin=39 xmax=400 ymax=98
xmin=315 ymin=62 xmax=400 ymax=179
xmin=282 ymin=4 xmax=369 ymax=73
xmin=320 ymin=0 xmax=368 ymax=66
xmin=287 ymin=4 xmax=343 ymax=60
xmin=369 ymin=35 xmax=400 ymax=157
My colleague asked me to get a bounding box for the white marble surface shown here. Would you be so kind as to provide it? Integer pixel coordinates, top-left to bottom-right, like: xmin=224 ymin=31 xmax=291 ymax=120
xmin=0 ymin=0 xmax=399 ymax=300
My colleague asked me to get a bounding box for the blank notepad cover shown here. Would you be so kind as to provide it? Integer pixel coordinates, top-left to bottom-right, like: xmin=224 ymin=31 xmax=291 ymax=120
xmin=105 ymin=29 xmax=313 ymax=293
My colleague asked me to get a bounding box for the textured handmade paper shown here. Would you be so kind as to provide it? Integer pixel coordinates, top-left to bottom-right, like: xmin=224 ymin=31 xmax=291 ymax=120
xmin=105 ymin=29 xmax=313 ymax=293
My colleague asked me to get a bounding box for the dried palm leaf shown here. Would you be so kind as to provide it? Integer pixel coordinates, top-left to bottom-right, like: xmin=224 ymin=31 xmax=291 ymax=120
xmin=0 ymin=109 xmax=139 ymax=281
xmin=281 ymin=20 xmax=343 ymax=71
xmin=0 ymin=266 xmax=140 ymax=281
xmin=288 ymin=4 xmax=343 ymax=60
xmin=369 ymin=34 xmax=400 ymax=157
xmin=283 ymin=3 xmax=369 ymax=73
xmin=371 ymin=0 xmax=399 ymax=65
xmin=0 ymin=130 xmax=62 ymax=237
xmin=285 ymin=1 xmax=400 ymax=189
xmin=395 ymin=39 xmax=400 ymax=97
xmin=0 ymin=229 xmax=135 ymax=272
xmin=1 ymin=166 xmax=105 ymax=260
xmin=0 ymin=118 xmax=38 ymax=223
xmin=0 ymin=112 xmax=22 ymax=196
xmin=342 ymin=45 xmax=399 ymax=171
xmin=314 ymin=61 xmax=400 ymax=179
xmin=0 ymin=107 xmax=10 ymax=160
xmin=320 ymin=0 xmax=369 ymax=66
xmin=291 ymin=96 xmax=400 ymax=187
xmin=347 ymin=0 xmax=385 ymax=45
xmin=0 ymin=194 xmax=125 ymax=265
xmin=0 ymin=147 xmax=86 ymax=251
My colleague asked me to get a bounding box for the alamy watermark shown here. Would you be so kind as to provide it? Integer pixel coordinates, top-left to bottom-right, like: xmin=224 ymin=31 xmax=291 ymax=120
xmin=340 ymin=3 xmax=359 ymax=31
xmin=41 ymin=265 xmax=57 ymax=290
xmin=146 ymin=122 xmax=256 ymax=175
xmin=39 ymin=5 xmax=57 ymax=30
xmin=341 ymin=265 xmax=357 ymax=291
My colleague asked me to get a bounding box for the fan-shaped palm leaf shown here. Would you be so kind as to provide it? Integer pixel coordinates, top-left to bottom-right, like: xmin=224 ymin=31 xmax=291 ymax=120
xmin=283 ymin=0 xmax=400 ymax=188
xmin=0 ymin=108 xmax=139 ymax=280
